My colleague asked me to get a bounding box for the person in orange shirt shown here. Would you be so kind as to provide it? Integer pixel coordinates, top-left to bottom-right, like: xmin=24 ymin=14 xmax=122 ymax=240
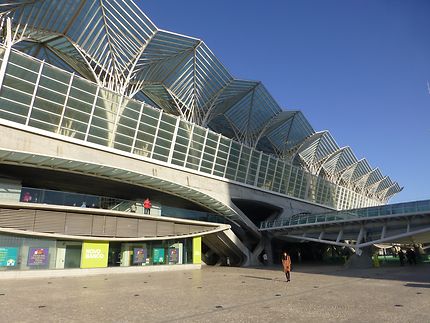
xmin=282 ymin=252 xmax=292 ymax=282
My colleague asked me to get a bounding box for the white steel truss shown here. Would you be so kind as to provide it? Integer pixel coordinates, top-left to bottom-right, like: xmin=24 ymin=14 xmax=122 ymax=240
xmin=0 ymin=0 xmax=402 ymax=203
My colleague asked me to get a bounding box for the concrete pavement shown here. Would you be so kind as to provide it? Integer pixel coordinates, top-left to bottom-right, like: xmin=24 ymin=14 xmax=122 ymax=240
xmin=0 ymin=264 xmax=429 ymax=322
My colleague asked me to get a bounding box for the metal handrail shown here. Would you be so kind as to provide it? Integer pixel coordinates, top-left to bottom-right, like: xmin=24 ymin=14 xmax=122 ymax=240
xmin=260 ymin=199 xmax=430 ymax=229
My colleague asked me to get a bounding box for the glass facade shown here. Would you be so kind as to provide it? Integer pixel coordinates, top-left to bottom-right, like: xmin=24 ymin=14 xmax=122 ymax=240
xmin=0 ymin=49 xmax=380 ymax=210
xmin=0 ymin=233 xmax=195 ymax=271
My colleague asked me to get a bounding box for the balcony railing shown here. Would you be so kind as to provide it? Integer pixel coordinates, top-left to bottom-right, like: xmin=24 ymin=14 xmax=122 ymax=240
xmin=260 ymin=199 xmax=430 ymax=230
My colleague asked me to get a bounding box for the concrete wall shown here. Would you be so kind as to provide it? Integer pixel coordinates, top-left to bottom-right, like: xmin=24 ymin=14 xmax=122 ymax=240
xmin=0 ymin=125 xmax=332 ymax=221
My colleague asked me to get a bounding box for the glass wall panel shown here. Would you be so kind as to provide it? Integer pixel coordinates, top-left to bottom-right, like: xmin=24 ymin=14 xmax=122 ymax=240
xmin=171 ymin=121 xmax=191 ymax=166
xmin=153 ymin=113 xmax=176 ymax=162
xmin=114 ymin=99 xmax=141 ymax=153
xmin=0 ymin=233 xmax=57 ymax=271
xmin=246 ymin=150 xmax=260 ymax=185
xmin=200 ymin=132 xmax=217 ymax=174
xmin=213 ymin=138 xmax=230 ymax=177
xmin=257 ymin=154 xmax=269 ymax=187
xmin=133 ymin=106 xmax=160 ymax=157
xmin=186 ymin=126 xmax=206 ymax=170
xmin=59 ymin=77 xmax=95 ymax=139
xmin=225 ymin=142 xmax=240 ymax=180
xmin=236 ymin=146 xmax=250 ymax=183
xmin=0 ymin=52 xmax=39 ymax=123
xmin=272 ymin=160 xmax=284 ymax=192
xmin=0 ymin=49 xmax=383 ymax=210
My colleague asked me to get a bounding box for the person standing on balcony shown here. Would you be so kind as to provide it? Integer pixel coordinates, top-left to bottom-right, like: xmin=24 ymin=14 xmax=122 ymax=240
xmin=22 ymin=191 xmax=32 ymax=202
xmin=144 ymin=198 xmax=152 ymax=215
xmin=282 ymin=252 xmax=292 ymax=282
xmin=130 ymin=203 xmax=137 ymax=213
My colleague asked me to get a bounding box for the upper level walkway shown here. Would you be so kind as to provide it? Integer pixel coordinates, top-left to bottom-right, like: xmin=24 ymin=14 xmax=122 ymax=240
xmin=260 ymin=200 xmax=430 ymax=249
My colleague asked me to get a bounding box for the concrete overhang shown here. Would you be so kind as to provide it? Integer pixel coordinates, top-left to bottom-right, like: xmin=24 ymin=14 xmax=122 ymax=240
xmin=0 ymin=148 xmax=238 ymax=220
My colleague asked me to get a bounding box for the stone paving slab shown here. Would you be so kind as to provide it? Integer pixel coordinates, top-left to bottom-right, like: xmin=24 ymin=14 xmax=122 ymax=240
xmin=0 ymin=264 xmax=429 ymax=322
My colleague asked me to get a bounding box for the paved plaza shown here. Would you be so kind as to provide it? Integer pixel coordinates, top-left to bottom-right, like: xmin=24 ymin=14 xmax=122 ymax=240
xmin=0 ymin=264 xmax=429 ymax=322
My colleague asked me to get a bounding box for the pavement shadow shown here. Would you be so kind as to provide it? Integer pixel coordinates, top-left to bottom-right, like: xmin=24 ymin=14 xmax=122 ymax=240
xmin=250 ymin=263 xmax=430 ymax=284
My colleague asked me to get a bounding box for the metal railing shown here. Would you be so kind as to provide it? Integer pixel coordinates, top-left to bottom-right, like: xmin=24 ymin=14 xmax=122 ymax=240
xmin=19 ymin=187 xmax=160 ymax=216
xmin=260 ymin=199 xmax=430 ymax=230
xmin=17 ymin=187 xmax=227 ymax=223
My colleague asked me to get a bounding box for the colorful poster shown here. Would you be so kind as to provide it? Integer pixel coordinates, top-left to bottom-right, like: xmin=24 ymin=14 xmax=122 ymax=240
xmin=133 ymin=248 xmax=147 ymax=265
xmin=28 ymin=248 xmax=49 ymax=266
xmin=168 ymin=248 xmax=179 ymax=264
xmin=0 ymin=247 xmax=18 ymax=267
xmin=153 ymin=248 xmax=165 ymax=264
xmin=193 ymin=237 xmax=201 ymax=264
xmin=80 ymin=242 xmax=109 ymax=268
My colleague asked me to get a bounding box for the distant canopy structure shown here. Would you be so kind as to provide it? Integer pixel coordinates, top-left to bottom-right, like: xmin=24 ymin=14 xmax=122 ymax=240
xmin=0 ymin=0 xmax=402 ymax=203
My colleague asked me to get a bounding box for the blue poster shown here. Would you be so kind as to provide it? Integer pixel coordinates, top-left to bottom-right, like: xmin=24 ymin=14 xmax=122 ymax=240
xmin=133 ymin=248 xmax=147 ymax=264
xmin=168 ymin=248 xmax=179 ymax=264
xmin=0 ymin=247 xmax=18 ymax=267
xmin=28 ymin=248 xmax=49 ymax=266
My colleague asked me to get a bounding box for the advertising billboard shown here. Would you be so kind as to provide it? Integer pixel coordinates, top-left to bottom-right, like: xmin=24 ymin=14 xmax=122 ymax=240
xmin=133 ymin=248 xmax=147 ymax=265
xmin=80 ymin=242 xmax=109 ymax=268
xmin=168 ymin=248 xmax=179 ymax=264
xmin=0 ymin=247 xmax=18 ymax=267
xmin=27 ymin=248 xmax=49 ymax=266
xmin=193 ymin=237 xmax=201 ymax=264
xmin=153 ymin=248 xmax=165 ymax=264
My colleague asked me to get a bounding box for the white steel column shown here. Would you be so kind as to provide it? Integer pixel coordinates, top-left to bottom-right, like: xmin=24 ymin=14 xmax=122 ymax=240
xmin=356 ymin=226 xmax=365 ymax=245
xmin=25 ymin=60 xmax=45 ymax=126
xmin=197 ymin=128 xmax=209 ymax=171
xmin=234 ymin=143 xmax=244 ymax=181
xmin=244 ymin=148 xmax=254 ymax=184
xmin=0 ymin=18 xmax=13 ymax=91
xmin=278 ymin=162 xmax=286 ymax=193
xmin=271 ymin=158 xmax=279 ymax=191
xmin=150 ymin=110 xmax=163 ymax=159
xmin=211 ymin=134 xmax=222 ymax=175
xmin=57 ymin=72 xmax=75 ymax=133
xmin=183 ymin=124 xmax=195 ymax=167
xmin=168 ymin=117 xmax=181 ymax=164
xmin=254 ymin=151 xmax=263 ymax=186
xmin=262 ymin=155 xmax=271 ymax=188
xmin=336 ymin=229 xmax=344 ymax=243
xmin=109 ymin=94 xmax=125 ymax=147
xmin=131 ymin=102 xmax=145 ymax=153
xmin=223 ymin=140 xmax=233 ymax=178
xmin=85 ymin=86 xmax=100 ymax=141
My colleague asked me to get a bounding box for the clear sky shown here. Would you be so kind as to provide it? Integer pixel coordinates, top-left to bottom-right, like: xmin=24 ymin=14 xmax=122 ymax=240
xmin=138 ymin=0 xmax=430 ymax=204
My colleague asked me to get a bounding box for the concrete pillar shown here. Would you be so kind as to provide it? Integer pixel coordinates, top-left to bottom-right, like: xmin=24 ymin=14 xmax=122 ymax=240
xmin=345 ymin=246 xmax=373 ymax=269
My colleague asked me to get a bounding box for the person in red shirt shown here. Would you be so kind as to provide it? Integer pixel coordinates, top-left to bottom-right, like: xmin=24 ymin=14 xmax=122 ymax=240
xmin=143 ymin=198 xmax=152 ymax=214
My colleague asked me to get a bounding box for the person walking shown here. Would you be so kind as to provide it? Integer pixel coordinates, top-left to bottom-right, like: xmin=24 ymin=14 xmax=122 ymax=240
xmin=143 ymin=198 xmax=152 ymax=215
xmin=398 ymin=249 xmax=405 ymax=266
xmin=282 ymin=252 xmax=292 ymax=282
xmin=262 ymin=252 xmax=268 ymax=265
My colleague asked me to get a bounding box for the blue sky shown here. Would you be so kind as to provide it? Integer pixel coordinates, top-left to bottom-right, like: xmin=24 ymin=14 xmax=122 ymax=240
xmin=139 ymin=0 xmax=430 ymax=204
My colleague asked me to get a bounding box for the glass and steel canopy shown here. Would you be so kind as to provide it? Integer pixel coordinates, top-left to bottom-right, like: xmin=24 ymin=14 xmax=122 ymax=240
xmin=0 ymin=0 xmax=402 ymax=204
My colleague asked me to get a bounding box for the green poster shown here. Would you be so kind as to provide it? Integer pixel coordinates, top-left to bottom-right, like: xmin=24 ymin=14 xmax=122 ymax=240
xmin=80 ymin=242 xmax=109 ymax=268
xmin=153 ymin=248 xmax=165 ymax=264
xmin=0 ymin=247 xmax=18 ymax=267
xmin=193 ymin=237 xmax=201 ymax=264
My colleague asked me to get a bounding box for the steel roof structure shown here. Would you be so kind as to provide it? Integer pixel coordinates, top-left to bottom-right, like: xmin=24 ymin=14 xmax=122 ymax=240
xmin=0 ymin=0 xmax=402 ymax=202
